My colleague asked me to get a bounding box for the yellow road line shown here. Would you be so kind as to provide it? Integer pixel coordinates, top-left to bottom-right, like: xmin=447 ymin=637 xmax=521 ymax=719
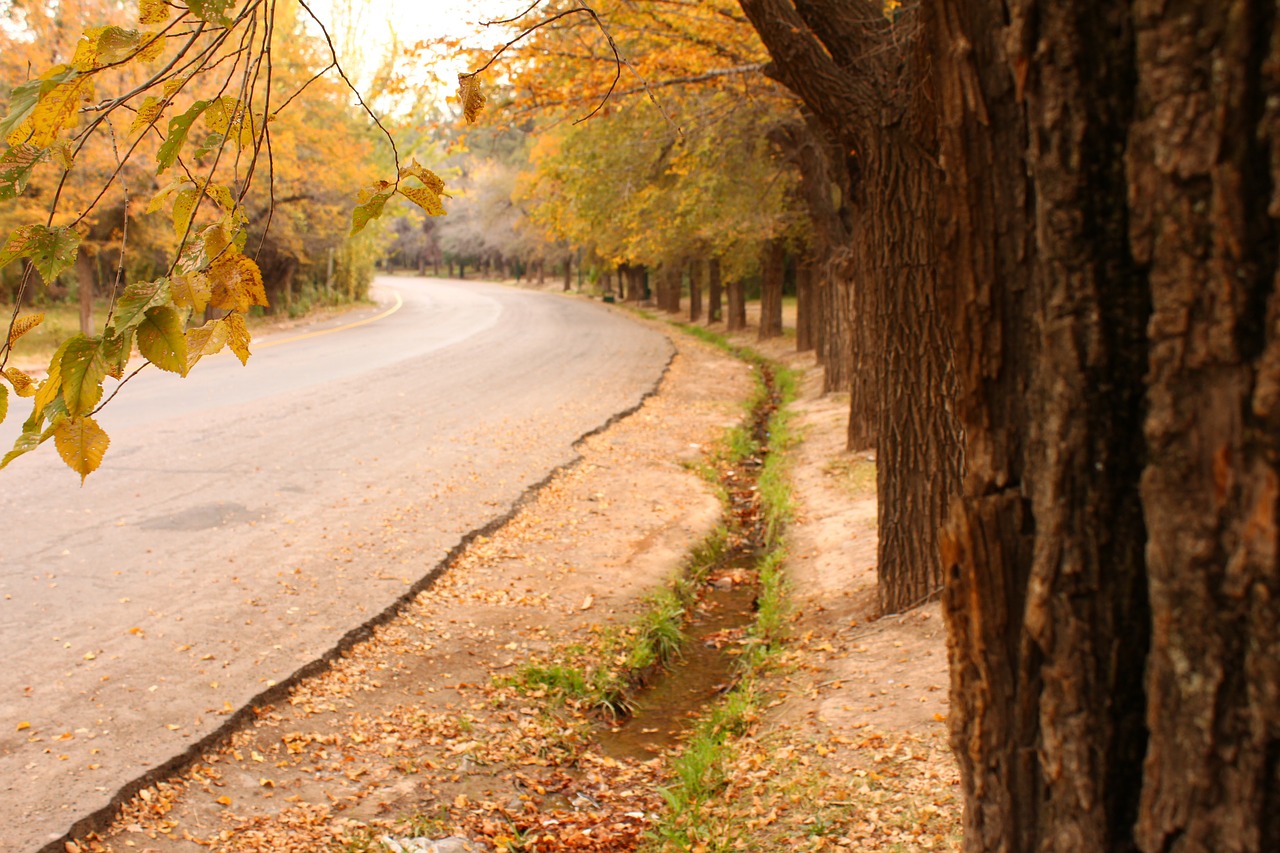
xmin=257 ymin=287 xmax=404 ymax=349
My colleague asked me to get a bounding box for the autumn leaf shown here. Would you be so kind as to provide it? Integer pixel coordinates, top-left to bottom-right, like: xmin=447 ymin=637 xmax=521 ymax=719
xmin=399 ymin=185 xmax=446 ymax=216
xmin=185 ymin=317 xmax=229 ymax=371
xmin=0 ymin=65 xmax=79 ymax=145
xmin=111 ymin=278 xmax=172 ymax=334
xmin=350 ymin=188 xmax=393 ymax=236
xmin=59 ymin=335 xmax=108 ymax=417
xmin=399 ymin=159 xmax=446 ymax=195
xmin=224 ymin=311 xmax=251 ymax=365
xmin=458 ymin=73 xmax=486 ymax=124
xmin=101 ymin=331 xmax=133 ymax=379
xmin=157 ymin=100 xmax=211 ymax=174
xmin=128 ymin=95 xmax=165 ymax=138
xmin=19 ymin=67 xmax=95 ymax=147
xmin=186 ymin=0 xmax=236 ymax=26
xmin=0 ymin=143 xmax=47 ymax=199
xmin=54 ymin=416 xmax=109 ymax=483
xmin=3 ymin=368 xmax=37 ymax=398
xmin=0 ymin=383 xmax=7 ymax=425
xmin=7 ymin=312 xmax=44 ymax=349
xmin=208 ymin=253 xmax=268 ymax=312
xmin=139 ymin=0 xmax=171 ymax=25
xmin=136 ymin=305 xmax=188 ymax=375
xmin=172 ymin=186 xmax=201 ymax=237
xmin=171 ymin=272 xmax=211 ymax=314
xmin=0 ymin=225 xmax=83 ymax=285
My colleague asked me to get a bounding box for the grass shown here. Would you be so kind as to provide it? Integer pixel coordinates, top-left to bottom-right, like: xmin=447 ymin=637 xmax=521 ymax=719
xmin=505 ymin=522 xmax=731 ymax=719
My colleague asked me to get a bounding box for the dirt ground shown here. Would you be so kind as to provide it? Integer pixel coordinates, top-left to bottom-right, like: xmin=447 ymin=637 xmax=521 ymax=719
xmin=66 ymin=293 xmax=960 ymax=853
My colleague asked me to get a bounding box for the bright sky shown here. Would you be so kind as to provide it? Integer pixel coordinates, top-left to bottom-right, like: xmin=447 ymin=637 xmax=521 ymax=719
xmin=307 ymin=0 xmax=528 ymax=90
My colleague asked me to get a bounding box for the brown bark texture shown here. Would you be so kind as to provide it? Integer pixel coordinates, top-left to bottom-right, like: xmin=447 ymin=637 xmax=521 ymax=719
xmin=758 ymin=239 xmax=784 ymax=339
xmin=742 ymin=0 xmax=962 ymax=613
xmin=726 ymin=278 xmax=746 ymax=331
xmin=922 ymin=0 xmax=1280 ymax=851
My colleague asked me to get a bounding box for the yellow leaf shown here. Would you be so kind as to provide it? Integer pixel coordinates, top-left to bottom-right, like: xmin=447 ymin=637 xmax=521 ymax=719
xmin=16 ymin=721 xmax=29 ymax=731
xmin=398 ymin=159 xmax=445 ymax=195
xmin=136 ymin=29 xmax=166 ymax=62
xmin=3 ymin=368 xmax=37 ymax=397
xmin=172 ymin=187 xmax=200 ymax=238
xmin=8 ymin=312 xmax=44 ymax=348
xmin=22 ymin=66 xmax=95 ymax=147
xmin=128 ymin=95 xmax=164 ymax=138
xmin=54 ymin=416 xmax=109 ymax=483
xmin=170 ymin=272 xmax=211 ymax=314
xmin=184 ymin=318 xmax=227 ymax=371
xmin=139 ymin=0 xmax=170 ymax=25
xmin=208 ymin=253 xmax=268 ymax=312
xmin=457 ymin=73 xmax=486 ymax=124
xmin=400 ymin=185 xmax=446 ymax=216
xmin=224 ymin=312 xmax=250 ymax=365
xmin=215 ymin=795 xmax=231 ymax=806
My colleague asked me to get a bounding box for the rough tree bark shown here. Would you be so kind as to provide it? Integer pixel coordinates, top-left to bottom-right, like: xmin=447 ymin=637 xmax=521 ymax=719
xmin=758 ymin=238 xmax=784 ymax=339
xmin=925 ymin=1 xmax=1278 ymax=851
xmin=741 ymin=0 xmax=961 ymax=610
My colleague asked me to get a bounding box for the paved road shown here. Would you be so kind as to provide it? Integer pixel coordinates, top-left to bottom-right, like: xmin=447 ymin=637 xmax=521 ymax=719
xmin=0 ymin=277 xmax=672 ymax=852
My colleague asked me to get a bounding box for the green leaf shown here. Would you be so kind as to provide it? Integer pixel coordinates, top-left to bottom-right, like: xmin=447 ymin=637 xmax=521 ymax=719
xmin=0 ymin=225 xmax=82 ymax=285
xmin=101 ymin=330 xmax=132 ymax=379
xmin=59 ymin=335 xmax=107 ymax=417
xmin=156 ymin=99 xmax=210 ymax=174
xmin=54 ymin=416 xmax=109 ymax=482
xmin=110 ymin=277 xmax=171 ymax=333
xmin=350 ymin=190 xmax=393 ymax=236
xmin=136 ymin=305 xmax=187 ymax=374
xmin=185 ymin=0 xmax=235 ymax=25
xmin=0 ymin=67 xmax=77 ymax=143
xmin=0 ymin=144 xmax=47 ymax=199
xmin=1 ymin=421 xmax=51 ymax=470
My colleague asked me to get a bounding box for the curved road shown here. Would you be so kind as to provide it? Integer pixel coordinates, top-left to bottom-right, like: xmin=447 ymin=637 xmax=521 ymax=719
xmin=0 ymin=277 xmax=672 ymax=852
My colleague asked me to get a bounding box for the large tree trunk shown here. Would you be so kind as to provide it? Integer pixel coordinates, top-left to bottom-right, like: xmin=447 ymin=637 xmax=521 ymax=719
xmin=758 ymin=238 xmax=784 ymax=339
xmin=1128 ymin=3 xmax=1280 ymax=850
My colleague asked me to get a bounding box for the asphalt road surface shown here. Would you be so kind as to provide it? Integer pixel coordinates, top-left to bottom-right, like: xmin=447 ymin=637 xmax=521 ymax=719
xmin=0 ymin=277 xmax=672 ymax=852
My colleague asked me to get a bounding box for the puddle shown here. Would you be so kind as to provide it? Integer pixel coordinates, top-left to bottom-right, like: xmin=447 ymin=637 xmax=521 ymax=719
xmin=596 ymin=579 xmax=759 ymax=761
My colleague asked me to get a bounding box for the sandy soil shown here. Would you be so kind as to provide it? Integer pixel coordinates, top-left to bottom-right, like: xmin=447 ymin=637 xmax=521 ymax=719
xmin=63 ymin=293 xmax=961 ymax=853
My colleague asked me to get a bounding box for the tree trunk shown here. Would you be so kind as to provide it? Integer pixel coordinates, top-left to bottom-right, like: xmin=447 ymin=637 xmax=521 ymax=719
xmin=758 ymin=238 xmax=784 ymax=339
xmin=660 ymin=264 xmax=681 ymax=314
xmin=708 ymin=257 xmax=723 ymax=323
xmin=76 ymin=248 xmax=94 ymax=335
xmin=562 ymin=259 xmax=571 ymax=291
xmin=1128 ymin=4 xmax=1280 ymax=850
xmin=688 ymin=258 xmax=702 ymax=323
xmin=795 ymin=254 xmax=815 ymax=352
xmin=726 ymin=278 xmax=746 ymax=331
